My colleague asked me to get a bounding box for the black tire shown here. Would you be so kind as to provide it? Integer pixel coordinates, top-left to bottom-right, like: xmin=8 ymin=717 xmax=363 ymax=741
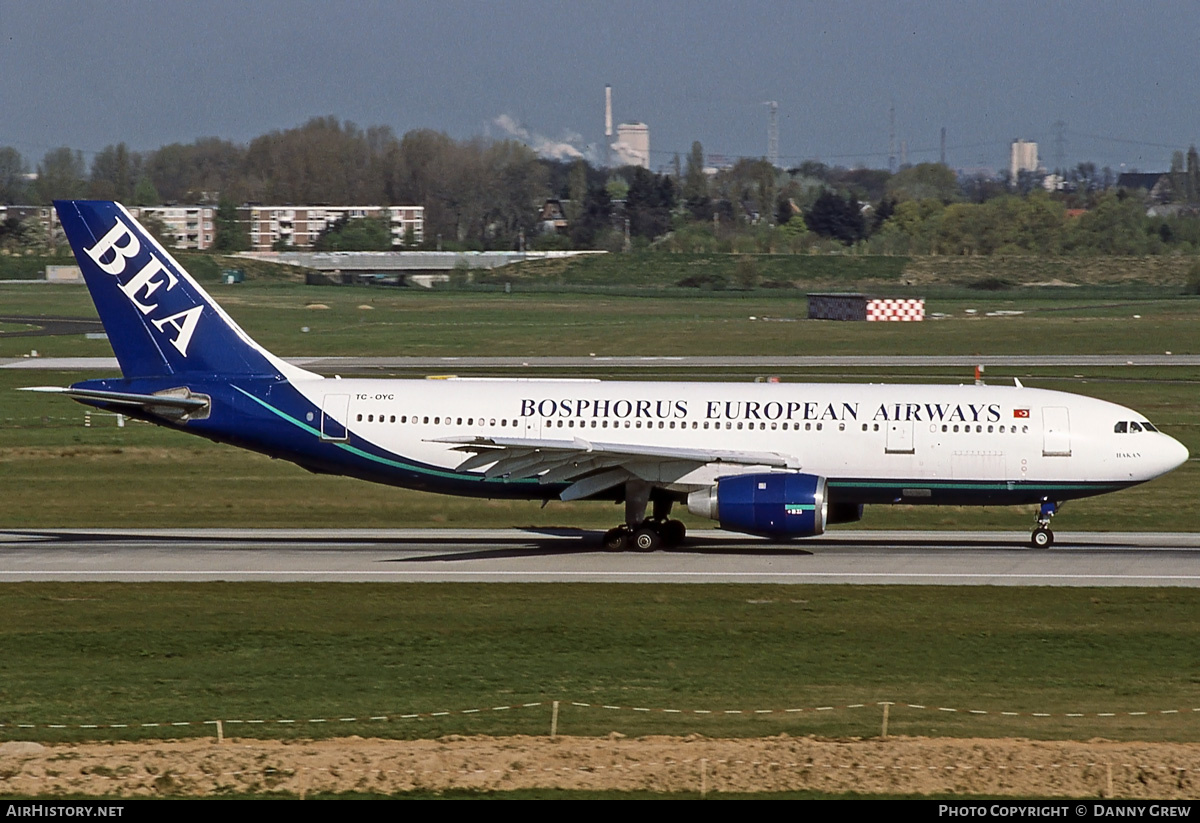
xmin=603 ymin=527 xmax=629 ymax=551
xmin=632 ymin=527 xmax=662 ymax=552
xmin=661 ymin=519 xmax=686 ymax=547
xmin=1031 ymin=527 xmax=1053 ymax=549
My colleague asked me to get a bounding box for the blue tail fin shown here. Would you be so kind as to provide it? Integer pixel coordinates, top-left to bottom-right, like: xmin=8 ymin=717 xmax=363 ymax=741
xmin=55 ymin=200 xmax=301 ymax=379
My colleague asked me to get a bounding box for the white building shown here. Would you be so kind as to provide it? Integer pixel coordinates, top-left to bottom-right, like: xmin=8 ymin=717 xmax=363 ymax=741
xmin=132 ymin=206 xmax=216 ymax=250
xmin=241 ymin=205 xmax=425 ymax=251
xmin=2 ymin=205 xmax=215 ymax=252
xmin=1010 ymin=139 xmax=1039 ymax=182
xmin=613 ymin=123 xmax=650 ymax=169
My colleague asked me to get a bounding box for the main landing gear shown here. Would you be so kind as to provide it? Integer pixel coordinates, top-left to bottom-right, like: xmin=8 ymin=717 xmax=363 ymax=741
xmin=602 ymin=480 xmax=686 ymax=552
xmin=1030 ymin=501 xmax=1058 ymax=549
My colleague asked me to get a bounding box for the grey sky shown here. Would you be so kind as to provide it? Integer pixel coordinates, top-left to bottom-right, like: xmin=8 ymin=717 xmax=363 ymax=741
xmin=1 ymin=0 xmax=1196 ymax=174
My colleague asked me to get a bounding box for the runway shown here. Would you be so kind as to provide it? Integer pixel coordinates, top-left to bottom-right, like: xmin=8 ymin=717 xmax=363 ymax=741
xmin=3 ymin=529 xmax=1200 ymax=585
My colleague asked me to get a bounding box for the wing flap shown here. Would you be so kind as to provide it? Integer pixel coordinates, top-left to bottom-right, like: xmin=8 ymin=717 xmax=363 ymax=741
xmin=429 ymin=433 xmax=799 ymax=499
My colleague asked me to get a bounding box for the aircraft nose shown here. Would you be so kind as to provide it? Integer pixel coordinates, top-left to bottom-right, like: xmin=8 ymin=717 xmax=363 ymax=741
xmin=1165 ymin=435 xmax=1190 ymax=471
xmin=1153 ymin=434 xmax=1190 ymax=477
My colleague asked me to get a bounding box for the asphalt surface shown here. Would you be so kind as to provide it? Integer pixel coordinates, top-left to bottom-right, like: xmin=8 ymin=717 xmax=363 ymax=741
xmin=4 ymin=354 xmax=1200 ymax=372
xmin=3 ymin=529 xmax=1200 ymax=585
xmin=0 ymin=316 xmax=105 ymax=339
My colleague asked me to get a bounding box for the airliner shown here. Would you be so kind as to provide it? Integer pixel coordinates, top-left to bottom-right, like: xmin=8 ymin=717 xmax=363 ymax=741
xmin=29 ymin=201 xmax=1189 ymax=549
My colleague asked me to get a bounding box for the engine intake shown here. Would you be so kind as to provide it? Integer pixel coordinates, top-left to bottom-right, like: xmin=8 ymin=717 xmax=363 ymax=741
xmin=687 ymin=472 xmax=827 ymax=538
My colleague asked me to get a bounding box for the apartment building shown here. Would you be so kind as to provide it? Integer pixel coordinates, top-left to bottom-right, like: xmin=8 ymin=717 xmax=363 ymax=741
xmin=240 ymin=205 xmax=425 ymax=251
xmin=133 ymin=206 xmax=216 ymax=250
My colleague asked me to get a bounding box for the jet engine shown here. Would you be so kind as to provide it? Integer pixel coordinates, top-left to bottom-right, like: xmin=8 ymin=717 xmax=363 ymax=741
xmin=687 ymin=472 xmax=827 ymax=538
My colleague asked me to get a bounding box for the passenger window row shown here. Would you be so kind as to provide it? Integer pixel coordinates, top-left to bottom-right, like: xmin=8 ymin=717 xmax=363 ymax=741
xmin=349 ymin=414 xmax=1034 ymax=436
xmin=356 ymin=413 xmax=519 ymax=427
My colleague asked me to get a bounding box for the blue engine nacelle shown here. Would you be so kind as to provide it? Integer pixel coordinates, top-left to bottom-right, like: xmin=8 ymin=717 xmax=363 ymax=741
xmin=686 ymin=472 xmax=827 ymax=538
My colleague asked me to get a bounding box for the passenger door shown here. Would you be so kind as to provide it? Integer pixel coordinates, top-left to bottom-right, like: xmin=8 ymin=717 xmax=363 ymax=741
xmin=1041 ymin=406 xmax=1071 ymax=457
xmin=320 ymin=394 xmax=350 ymax=441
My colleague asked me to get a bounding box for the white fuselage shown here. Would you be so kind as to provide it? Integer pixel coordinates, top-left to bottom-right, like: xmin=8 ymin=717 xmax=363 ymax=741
xmin=292 ymin=377 xmax=1187 ymax=499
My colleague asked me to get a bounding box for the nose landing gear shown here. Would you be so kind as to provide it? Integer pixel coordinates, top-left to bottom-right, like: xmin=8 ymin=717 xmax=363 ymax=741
xmin=1030 ymin=501 xmax=1058 ymax=548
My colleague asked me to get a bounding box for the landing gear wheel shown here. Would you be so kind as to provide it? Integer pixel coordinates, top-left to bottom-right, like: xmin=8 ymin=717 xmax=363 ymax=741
xmin=632 ymin=527 xmax=662 ymax=552
xmin=661 ymin=519 xmax=686 ymax=547
xmin=1031 ymin=527 xmax=1053 ymax=549
xmin=603 ymin=527 xmax=630 ymax=551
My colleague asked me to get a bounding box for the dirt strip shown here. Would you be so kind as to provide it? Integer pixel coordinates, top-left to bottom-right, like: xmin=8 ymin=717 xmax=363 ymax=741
xmin=3 ymin=735 xmax=1200 ymax=797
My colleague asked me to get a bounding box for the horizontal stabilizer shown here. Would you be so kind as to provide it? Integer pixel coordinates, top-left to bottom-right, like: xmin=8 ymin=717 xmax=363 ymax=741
xmin=20 ymin=386 xmax=210 ymax=419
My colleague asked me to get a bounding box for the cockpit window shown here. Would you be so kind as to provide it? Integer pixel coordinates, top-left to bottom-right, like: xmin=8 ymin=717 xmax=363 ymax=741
xmin=1142 ymin=421 xmax=1158 ymax=432
xmin=1129 ymin=421 xmax=1143 ymax=432
xmin=1114 ymin=421 xmax=1128 ymax=433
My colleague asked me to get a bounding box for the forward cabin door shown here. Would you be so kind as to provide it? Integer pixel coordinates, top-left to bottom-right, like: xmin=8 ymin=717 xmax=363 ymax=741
xmin=1041 ymin=406 xmax=1071 ymax=457
xmin=320 ymin=394 xmax=350 ymax=441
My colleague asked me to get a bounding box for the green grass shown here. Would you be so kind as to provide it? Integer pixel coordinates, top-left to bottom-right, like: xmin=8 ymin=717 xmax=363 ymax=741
xmin=1 ymin=583 xmax=1199 ymax=743
xmin=498 ymin=251 xmax=911 ymax=288
xmin=500 ymin=251 xmax=1198 ymax=291
xmin=4 ymin=281 xmax=1200 ymax=359
xmin=0 ymin=252 xmax=306 ymax=284
xmin=0 ymin=254 xmax=77 ymax=280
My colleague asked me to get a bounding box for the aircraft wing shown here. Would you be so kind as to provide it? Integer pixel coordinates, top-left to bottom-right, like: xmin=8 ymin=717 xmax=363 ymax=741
xmin=430 ymin=434 xmax=799 ymax=501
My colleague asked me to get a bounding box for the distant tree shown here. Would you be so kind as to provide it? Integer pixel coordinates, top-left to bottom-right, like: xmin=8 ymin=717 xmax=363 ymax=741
xmin=682 ymin=141 xmax=711 ymax=220
xmin=793 ymin=160 xmax=830 ymax=182
xmin=244 ymin=116 xmax=387 ymax=205
xmin=0 ymin=216 xmax=26 ymax=249
xmin=960 ymin=172 xmax=1007 ymax=204
xmin=89 ymin=143 xmax=140 ymax=202
xmin=1063 ymin=192 xmax=1150 ymax=254
xmin=1187 ymin=146 xmax=1200 ymax=203
xmin=805 ymin=189 xmax=864 ymax=244
xmin=871 ymin=198 xmax=945 ymax=253
xmin=624 ymin=167 xmax=674 ymax=240
xmin=832 ymin=167 xmax=891 ymax=202
xmin=0 ymin=147 xmax=28 ymax=204
xmin=212 ymin=198 xmax=249 ymax=252
xmin=568 ymin=185 xmax=612 ymax=248
xmin=32 ymin=147 xmax=87 ymax=203
xmin=0 ymin=216 xmax=57 ymax=253
xmin=752 ymin=160 xmax=777 ymax=225
xmin=565 ymin=159 xmax=587 ymax=225
xmin=871 ymin=196 xmax=896 ymax=232
xmin=887 ymin=162 xmax=959 ymax=203
xmin=145 ymin=137 xmax=246 ymax=203
xmin=132 ymin=176 xmax=160 ymax=206
xmin=605 ymin=175 xmax=629 ymax=202
xmin=775 ymin=194 xmax=797 ymax=226
xmin=313 ymin=214 xmax=393 ymax=251
xmin=475 ymin=140 xmax=547 ymax=248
